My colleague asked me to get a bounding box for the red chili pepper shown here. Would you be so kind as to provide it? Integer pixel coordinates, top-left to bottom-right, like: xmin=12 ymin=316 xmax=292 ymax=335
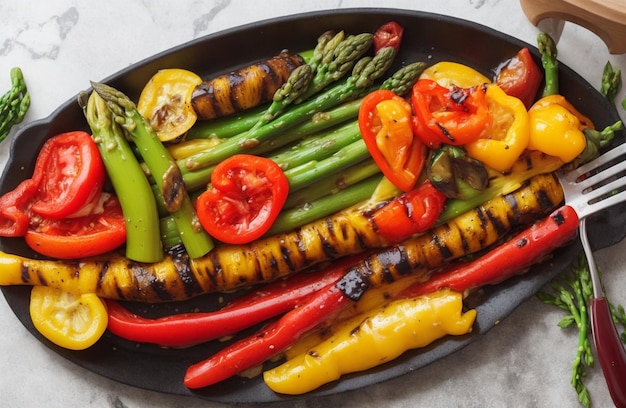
xmin=495 ymin=47 xmax=543 ymax=109
xmin=398 ymin=205 xmax=579 ymax=298
xmin=30 ymin=131 xmax=106 ymax=219
xmin=372 ymin=180 xmax=446 ymax=242
xmin=106 ymin=255 xmax=363 ymax=348
xmin=358 ymin=89 xmax=426 ymax=192
xmin=0 ymin=179 xmax=38 ymax=236
xmin=184 ymin=279 xmax=352 ymax=389
xmin=196 ymin=154 xmax=289 ymax=244
xmin=373 ymin=21 xmax=404 ymax=55
xmin=411 ymin=79 xmax=490 ymax=148
xmin=24 ymin=193 xmax=127 ymax=259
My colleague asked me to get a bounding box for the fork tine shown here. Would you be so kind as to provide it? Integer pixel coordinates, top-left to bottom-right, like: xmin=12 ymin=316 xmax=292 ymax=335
xmin=569 ymin=142 xmax=626 ymax=180
xmin=582 ymin=188 xmax=626 ymax=218
xmin=575 ymin=156 xmax=626 ymax=192
xmin=583 ymin=173 xmax=626 ymax=203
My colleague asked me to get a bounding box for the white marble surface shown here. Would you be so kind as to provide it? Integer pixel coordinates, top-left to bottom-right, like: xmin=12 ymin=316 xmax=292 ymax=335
xmin=1 ymin=1 xmax=625 ymax=407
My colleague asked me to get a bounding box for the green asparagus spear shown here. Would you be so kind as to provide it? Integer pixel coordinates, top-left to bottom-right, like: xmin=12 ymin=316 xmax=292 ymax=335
xmin=180 ymin=46 xmax=397 ymax=173
xmin=294 ymin=33 xmax=374 ymax=104
xmin=268 ymin=120 xmax=363 ymax=171
xmin=308 ymin=31 xmax=345 ymax=73
xmin=600 ymin=61 xmax=622 ymax=107
xmin=0 ymin=67 xmax=30 ymax=143
xmin=185 ymin=104 xmax=268 ymax=140
xmin=282 ymin=160 xmax=380 ymax=210
xmin=91 ymin=81 xmax=214 ymax=259
xmin=537 ymin=32 xmax=559 ymax=96
xmin=79 ymin=91 xmax=163 ymax=263
xmin=266 ymin=175 xmax=381 ymax=236
xmin=284 ymin=139 xmax=370 ymax=191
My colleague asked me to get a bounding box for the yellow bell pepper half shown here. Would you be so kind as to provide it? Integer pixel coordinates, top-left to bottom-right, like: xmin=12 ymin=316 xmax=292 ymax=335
xmin=527 ymin=95 xmax=594 ymax=163
xmin=137 ymin=68 xmax=202 ymax=142
xmin=29 ymin=286 xmax=108 ymax=351
xmin=464 ymin=84 xmax=530 ymax=172
xmin=420 ymin=61 xmax=491 ymax=88
xmin=263 ymin=288 xmax=476 ymax=395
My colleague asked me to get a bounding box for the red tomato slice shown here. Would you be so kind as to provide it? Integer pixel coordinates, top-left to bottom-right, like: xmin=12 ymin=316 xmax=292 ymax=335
xmin=358 ymin=89 xmax=426 ymax=192
xmin=373 ymin=21 xmax=404 ymax=54
xmin=495 ymin=47 xmax=542 ymax=109
xmin=25 ymin=194 xmax=126 ymax=259
xmin=30 ymin=131 xmax=105 ymax=219
xmin=196 ymin=155 xmax=289 ymax=245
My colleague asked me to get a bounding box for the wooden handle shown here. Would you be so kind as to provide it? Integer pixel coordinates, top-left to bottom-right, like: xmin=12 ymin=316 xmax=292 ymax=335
xmin=519 ymin=0 xmax=626 ymax=54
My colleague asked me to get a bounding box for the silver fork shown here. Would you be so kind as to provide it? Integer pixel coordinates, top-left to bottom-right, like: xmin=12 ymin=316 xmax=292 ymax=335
xmin=559 ymin=142 xmax=626 ymax=407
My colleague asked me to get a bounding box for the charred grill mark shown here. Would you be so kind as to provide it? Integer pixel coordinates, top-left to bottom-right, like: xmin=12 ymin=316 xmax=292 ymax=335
xmin=150 ymin=278 xmax=173 ymax=302
xmin=20 ymin=263 xmax=30 ymax=284
xmin=280 ymin=245 xmax=294 ymax=271
xmin=433 ymin=233 xmax=453 ymax=259
xmin=336 ymin=266 xmax=369 ymax=301
xmin=516 ymin=237 xmax=529 ymax=248
xmin=171 ymin=251 xmax=202 ymax=300
xmin=35 ymin=268 xmax=47 ymax=287
xmin=536 ymin=180 xmax=555 ymax=210
xmin=485 ymin=207 xmax=509 ymax=237
xmin=97 ymin=261 xmax=110 ymax=290
xmin=161 ymin=164 xmax=185 ymax=213
xmin=551 ymin=208 xmax=566 ymax=226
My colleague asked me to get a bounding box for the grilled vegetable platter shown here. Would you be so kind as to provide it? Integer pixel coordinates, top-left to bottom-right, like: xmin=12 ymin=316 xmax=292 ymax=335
xmin=0 ymin=8 xmax=624 ymax=404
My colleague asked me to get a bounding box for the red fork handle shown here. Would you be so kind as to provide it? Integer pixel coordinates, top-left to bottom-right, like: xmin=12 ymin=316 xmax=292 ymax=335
xmin=591 ymin=297 xmax=626 ymax=408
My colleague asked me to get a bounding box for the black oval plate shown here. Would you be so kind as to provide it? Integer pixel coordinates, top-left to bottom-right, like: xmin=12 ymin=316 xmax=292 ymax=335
xmin=1 ymin=8 xmax=624 ymax=405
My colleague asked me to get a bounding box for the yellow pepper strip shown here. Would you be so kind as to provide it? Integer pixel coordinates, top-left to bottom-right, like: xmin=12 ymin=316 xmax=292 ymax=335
xmin=284 ymin=275 xmax=424 ymax=359
xmin=464 ymin=84 xmax=530 ymax=172
xmin=29 ymin=286 xmax=108 ymax=351
xmin=527 ymin=95 xmax=594 ymax=163
xmin=263 ymin=288 xmax=476 ymax=395
xmin=420 ymin=61 xmax=491 ymax=88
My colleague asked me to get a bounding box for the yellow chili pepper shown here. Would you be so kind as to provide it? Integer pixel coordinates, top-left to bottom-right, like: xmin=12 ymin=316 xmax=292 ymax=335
xmin=527 ymin=95 xmax=594 ymax=163
xmin=464 ymin=84 xmax=530 ymax=172
xmin=420 ymin=61 xmax=491 ymax=88
xmin=263 ymin=288 xmax=476 ymax=395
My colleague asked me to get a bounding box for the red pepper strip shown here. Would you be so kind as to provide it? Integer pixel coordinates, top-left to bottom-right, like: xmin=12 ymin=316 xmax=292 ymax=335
xmin=0 ymin=179 xmax=38 ymax=236
xmin=372 ymin=180 xmax=447 ymax=243
xmin=184 ymin=281 xmax=352 ymax=389
xmin=398 ymin=205 xmax=579 ymax=298
xmin=107 ymin=255 xmax=363 ymax=348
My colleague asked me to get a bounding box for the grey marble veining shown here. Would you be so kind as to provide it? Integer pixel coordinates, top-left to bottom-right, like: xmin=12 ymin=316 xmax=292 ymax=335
xmin=0 ymin=0 xmax=625 ymax=407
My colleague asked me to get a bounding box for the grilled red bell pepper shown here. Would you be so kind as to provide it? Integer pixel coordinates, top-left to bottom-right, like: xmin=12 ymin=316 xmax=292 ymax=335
xmin=196 ymin=154 xmax=289 ymax=244
xmin=184 ymin=278 xmax=352 ymax=388
xmin=24 ymin=193 xmax=126 ymax=259
xmin=359 ymin=89 xmax=426 ymax=192
xmin=411 ymin=79 xmax=490 ymax=148
xmin=106 ymin=255 xmax=363 ymax=348
xmin=398 ymin=205 xmax=579 ymax=298
xmin=372 ymin=180 xmax=446 ymax=242
xmin=0 ymin=179 xmax=38 ymax=236
xmin=373 ymin=21 xmax=404 ymax=55
xmin=495 ymin=47 xmax=543 ymax=109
